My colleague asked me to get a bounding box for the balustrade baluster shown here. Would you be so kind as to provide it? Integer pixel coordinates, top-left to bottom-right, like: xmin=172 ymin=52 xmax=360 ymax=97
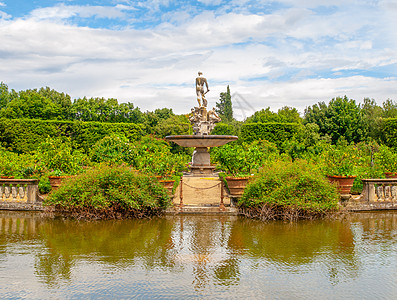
xmin=392 ymin=186 xmax=397 ymax=201
xmin=385 ymin=185 xmax=391 ymax=201
xmin=376 ymin=185 xmax=385 ymax=201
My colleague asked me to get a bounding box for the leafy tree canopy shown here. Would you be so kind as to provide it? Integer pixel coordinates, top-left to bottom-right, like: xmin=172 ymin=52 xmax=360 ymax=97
xmin=246 ymin=106 xmax=302 ymax=124
xmin=304 ymin=96 xmax=365 ymax=144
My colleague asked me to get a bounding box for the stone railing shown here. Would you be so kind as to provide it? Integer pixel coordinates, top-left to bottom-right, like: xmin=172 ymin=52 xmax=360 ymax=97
xmin=0 ymin=179 xmax=43 ymax=210
xmin=360 ymin=179 xmax=397 ymax=202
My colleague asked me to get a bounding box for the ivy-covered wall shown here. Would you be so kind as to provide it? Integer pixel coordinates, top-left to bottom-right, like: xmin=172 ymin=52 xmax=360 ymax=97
xmin=0 ymin=118 xmax=146 ymax=153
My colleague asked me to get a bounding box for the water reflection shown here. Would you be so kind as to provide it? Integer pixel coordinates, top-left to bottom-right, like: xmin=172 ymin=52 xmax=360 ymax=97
xmin=1 ymin=211 xmax=397 ymax=298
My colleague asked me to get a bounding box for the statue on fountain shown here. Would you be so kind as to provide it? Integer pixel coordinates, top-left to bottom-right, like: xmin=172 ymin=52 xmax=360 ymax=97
xmin=165 ymin=72 xmax=237 ymax=175
xmin=190 ymin=72 xmax=221 ymax=135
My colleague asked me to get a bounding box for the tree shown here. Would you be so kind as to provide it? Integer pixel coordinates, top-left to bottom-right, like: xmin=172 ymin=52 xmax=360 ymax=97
xmin=382 ymin=99 xmax=397 ymax=118
xmin=37 ymin=87 xmax=72 ymax=119
xmin=304 ymin=96 xmax=365 ymax=144
xmin=0 ymin=82 xmax=18 ymax=110
xmin=215 ymin=85 xmax=233 ymax=122
xmin=361 ymin=98 xmax=383 ymax=141
xmin=245 ymin=106 xmax=302 ymax=124
xmin=1 ymin=90 xmax=61 ymax=120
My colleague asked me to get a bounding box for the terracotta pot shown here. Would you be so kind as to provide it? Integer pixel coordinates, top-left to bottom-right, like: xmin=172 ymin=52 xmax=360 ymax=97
xmin=327 ymin=175 xmax=356 ymax=195
xmin=225 ymin=176 xmax=251 ymax=197
xmin=159 ymin=179 xmax=175 ymax=196
xmin=384 ymin=172 xmax=397 ymax=178
xmin=48 ymin=176 xmax=71 ymax=190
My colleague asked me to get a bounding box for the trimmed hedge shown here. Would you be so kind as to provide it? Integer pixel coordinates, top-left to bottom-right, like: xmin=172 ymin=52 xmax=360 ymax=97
xmin=382 ymin=118 xmax=397 ymax=148
xmin=0 ymin=118 xmax=146 ymax=153
xmin=240 ymin=122 xmax=300 ymax=145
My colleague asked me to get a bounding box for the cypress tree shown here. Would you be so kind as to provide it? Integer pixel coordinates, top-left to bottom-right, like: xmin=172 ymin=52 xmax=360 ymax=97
xmin=216 ymin=85 xmax=233 ymax=122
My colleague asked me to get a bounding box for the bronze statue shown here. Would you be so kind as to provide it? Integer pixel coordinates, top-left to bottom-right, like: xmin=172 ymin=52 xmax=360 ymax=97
xmin=195 ymin=71 xmax=209 ymax=107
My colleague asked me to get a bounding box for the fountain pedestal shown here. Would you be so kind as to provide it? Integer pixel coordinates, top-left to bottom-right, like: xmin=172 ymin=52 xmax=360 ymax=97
xmin=166 ymin=135 xmax=238 ymax=175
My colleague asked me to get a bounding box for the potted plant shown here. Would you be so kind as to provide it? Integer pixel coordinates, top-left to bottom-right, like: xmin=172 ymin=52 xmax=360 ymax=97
xmin=212 ymin=141 xmax=278 ymax=197
xmin=374 ymin=145 xmax=397 ymax=178
xmin=48 ymin=170 xmax=70 ymax=190
xmin=322 ymin=144 xmax=358 ymax=195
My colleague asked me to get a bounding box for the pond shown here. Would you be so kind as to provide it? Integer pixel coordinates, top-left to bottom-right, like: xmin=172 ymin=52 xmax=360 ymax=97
xmin=1 ymin=211 xmax=396 ymax=299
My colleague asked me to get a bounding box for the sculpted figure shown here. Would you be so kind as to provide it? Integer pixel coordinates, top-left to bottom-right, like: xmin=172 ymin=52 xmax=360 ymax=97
xmin=189 ymin=107 xmax=202 ymax=123
xmin=196 ymin=71 xmax=209 ymax=107
xmin=207 ymin=107 xmax=221 ymax=123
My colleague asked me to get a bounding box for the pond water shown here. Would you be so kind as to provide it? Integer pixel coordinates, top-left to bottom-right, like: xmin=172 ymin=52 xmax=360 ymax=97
xmin=0 ymin=211 xmax=396 ymax=299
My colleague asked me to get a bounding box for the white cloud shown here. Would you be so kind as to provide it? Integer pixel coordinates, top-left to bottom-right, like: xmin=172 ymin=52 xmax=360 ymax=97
xmin=198 ymin=0 xmax=223 ymax=5
xmin=29 ymin=4 xmax=127 ymax=20
xmin=0 ymin=1 xmax=396 ymax=119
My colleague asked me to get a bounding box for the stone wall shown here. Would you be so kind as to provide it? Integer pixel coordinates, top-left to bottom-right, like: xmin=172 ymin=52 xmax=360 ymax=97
xmin=0 ymin=179 xmax=43 ymax=211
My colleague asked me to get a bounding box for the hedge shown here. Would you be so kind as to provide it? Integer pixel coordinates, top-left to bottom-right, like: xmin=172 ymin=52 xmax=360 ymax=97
xmin=240 ymin=122 xmax=300 ymax=146
xmin=0 ymin=118 xmax=146 ymax=153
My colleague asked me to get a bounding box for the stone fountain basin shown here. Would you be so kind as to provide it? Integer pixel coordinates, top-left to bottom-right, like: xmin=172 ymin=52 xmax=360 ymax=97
xmin=165 ymin=135 xmax=238 ymax=148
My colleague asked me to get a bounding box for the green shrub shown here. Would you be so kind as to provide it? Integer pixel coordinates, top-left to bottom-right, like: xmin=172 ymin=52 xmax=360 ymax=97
xmin=90 ymin=134 xmax=130 ymax=164
xmin=0 ymin=147 xmax=38 ymax=177
xmin=45 ymin=165 xmax=171 ymax=218
xmin=374 ymin=144 xmax=397 ymax=173
xmin=211 ymin=123 xmax=235 ymax=136
xmin=240 ymin=122 xmax=300 ymax=146
xmin=240 ymin=159 xmax=339 ymax=220
xmin=129 ymin=136 xmax=189 ymax=176
xmin=36 ymin=136 xmax=88 ymax=175
xmin=211 ymin=140 xmax=279 ymax=176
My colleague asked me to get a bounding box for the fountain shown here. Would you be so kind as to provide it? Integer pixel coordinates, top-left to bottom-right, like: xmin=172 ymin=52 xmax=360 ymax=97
xmin=166 ymin=72 xmax=237 ymax=175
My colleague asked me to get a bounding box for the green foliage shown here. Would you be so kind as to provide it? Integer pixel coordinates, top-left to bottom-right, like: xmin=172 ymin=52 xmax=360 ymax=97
xmin=374 ymin=144 xmax=397 ymax=173
xmin=280 ymin=123 xmax=331 ymax=160
xmin=90 ymin=134 xmax=130 ymax=164
xmin=215 ymin=85 xmax=233 ymax=122
xmin=211 ymin=123 xmax=236 ymax=135
xmin=382 ymin=118 xmax=397 ymax=149
xmin=36 ymin=136 xmax=88 ymax=175
xmin=240 ymin=159 xmax=339 ymax=214
xmin=129 ymin=136 xmax=189 ymax=176
xmin=246 ymin=106 xmax=302 ymax=124
xmin=0 ymin=118 xmax=145 ymax=153
xmin=304 ymin=96 xmax=365 ymax=144
xmin=154 ymin=115 xmax=191 ymax=138
xmin=211 ymin=140 xmax=279 ymax=176
xmin=144 ymin=108 xmax=175 ymax=132
xmin=382 ymin=99 xmax=397 ymax=118
xmin=1 ymin=90 xmax=62 ymax=120
xmin=320 ymin=142 xmax=360 ymax=177
xmin=0 ymin=146 xmax=38 ymax=177
xmin=45 ymin=165 xmax=171 ymax=212
xmin=240 ymin=122 xmax=300 ymax=147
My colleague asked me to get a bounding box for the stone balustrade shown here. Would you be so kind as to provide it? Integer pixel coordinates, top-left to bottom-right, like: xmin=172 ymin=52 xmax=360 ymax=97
xmin=0 ymin=179 xmax=43 ymax=211
xmin=360 ymin=178 xmax=397 ymax=202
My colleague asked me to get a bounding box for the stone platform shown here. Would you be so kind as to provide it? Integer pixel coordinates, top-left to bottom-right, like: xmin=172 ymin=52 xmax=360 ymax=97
xmin=167 ymin=175 xmax=238 ymax=215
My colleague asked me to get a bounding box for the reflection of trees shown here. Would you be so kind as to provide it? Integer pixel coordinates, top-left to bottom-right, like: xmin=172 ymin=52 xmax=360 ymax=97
xmin=33 ymin=217 xmax=176 ymax=286
xmin=2 ymin=211 xmax=397 ymax=292
xmin=228 ymin=217 xmax=360 ymax=284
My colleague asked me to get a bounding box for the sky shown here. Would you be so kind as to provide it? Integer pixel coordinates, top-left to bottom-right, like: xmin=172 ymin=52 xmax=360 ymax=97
xmin=1 ymin=0 xmax=397 ymax=119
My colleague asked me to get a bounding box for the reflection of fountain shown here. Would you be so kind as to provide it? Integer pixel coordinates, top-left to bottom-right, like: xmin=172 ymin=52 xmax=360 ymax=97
xmin=166 ymin=72 xmax=237 ymax=175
